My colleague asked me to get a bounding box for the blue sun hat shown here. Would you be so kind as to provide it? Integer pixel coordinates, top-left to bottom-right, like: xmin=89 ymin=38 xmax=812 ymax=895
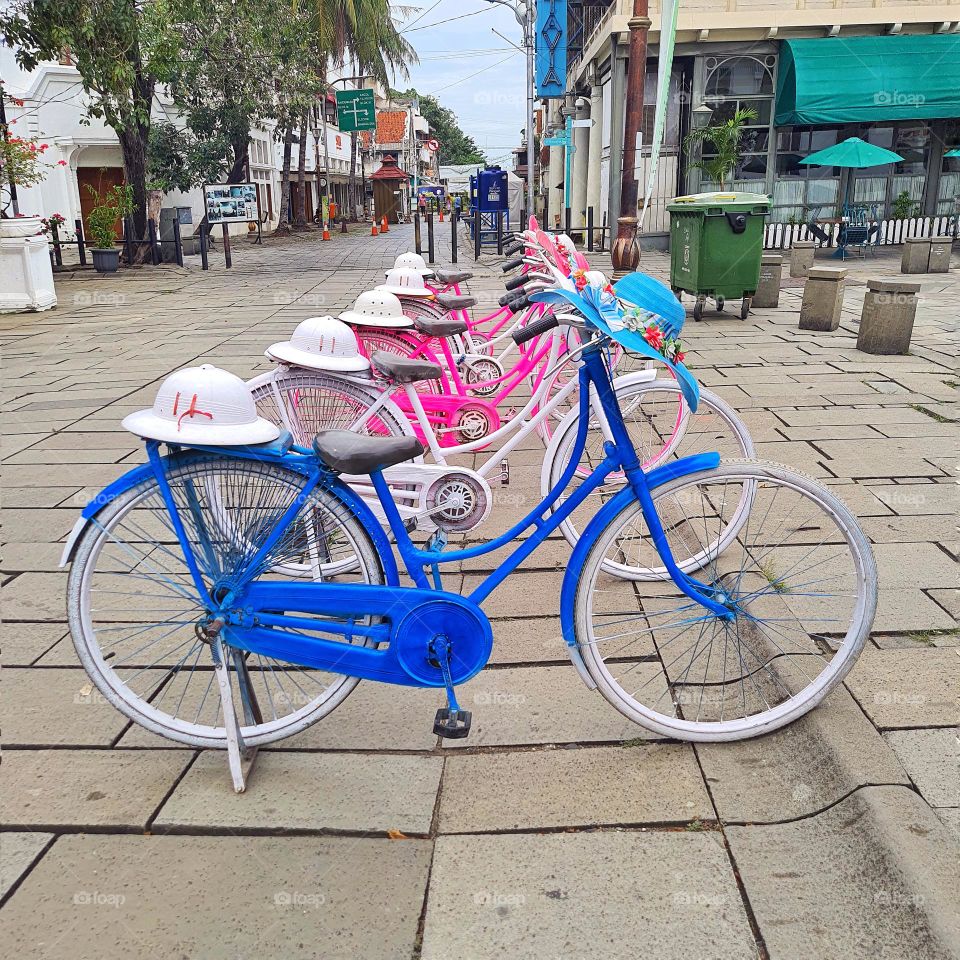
xmin=531 ymin=273 xmax=699 ymax=411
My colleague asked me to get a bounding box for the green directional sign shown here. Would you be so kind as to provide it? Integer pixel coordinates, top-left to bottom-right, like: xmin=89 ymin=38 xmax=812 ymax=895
xmin=335 ymin=89 xmax=376 ymax=132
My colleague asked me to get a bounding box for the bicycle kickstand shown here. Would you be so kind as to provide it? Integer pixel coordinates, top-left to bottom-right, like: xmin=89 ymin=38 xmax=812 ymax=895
xmin=212 ymin=637 xmax=260 ymax=792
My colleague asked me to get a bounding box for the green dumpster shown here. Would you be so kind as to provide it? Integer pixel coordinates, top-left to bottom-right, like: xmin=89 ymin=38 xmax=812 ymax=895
xmin=667 ymin=192 xmax=770 ymax=320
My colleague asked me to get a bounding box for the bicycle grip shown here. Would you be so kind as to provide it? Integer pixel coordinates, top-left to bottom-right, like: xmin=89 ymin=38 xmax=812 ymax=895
xmin=498 ymin=290 xmax=520 ymax=307
xmin=501 ymin=256 xmax=524 ymax=272
xmin=505 ymin=294 xmax=531 ymax=314
xmin=504 ymin=273 xmax=528 ymax=292
xmin=503 ymin=241 xmax=523 ymax=256
xmin=512 ymin=313 xmax=558 ymax=344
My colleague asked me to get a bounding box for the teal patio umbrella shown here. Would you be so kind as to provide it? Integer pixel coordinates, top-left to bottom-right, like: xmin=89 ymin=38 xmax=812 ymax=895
xmin=945 ymin=148 xmax=960 ymax=158
xmin=799 ymin=136 xmax=903 ymax=212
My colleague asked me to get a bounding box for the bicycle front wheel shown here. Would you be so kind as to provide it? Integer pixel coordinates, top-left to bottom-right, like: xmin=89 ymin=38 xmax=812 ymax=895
xmin=67 ymin=455 xmax=387 ymax=748
xmin=574 ymin=461 xmax=877 ymax=741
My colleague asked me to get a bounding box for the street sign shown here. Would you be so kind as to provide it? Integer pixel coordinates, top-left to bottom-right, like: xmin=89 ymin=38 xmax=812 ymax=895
xmin=426 ymin=138 xmax=440 ymax=152
xmin=335 ymin=89 xmax=376 ymax=132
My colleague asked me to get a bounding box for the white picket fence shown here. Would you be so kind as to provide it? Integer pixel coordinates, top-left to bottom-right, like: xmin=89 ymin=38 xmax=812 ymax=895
xmin=763 ymin=215 xmax=958 ymax=250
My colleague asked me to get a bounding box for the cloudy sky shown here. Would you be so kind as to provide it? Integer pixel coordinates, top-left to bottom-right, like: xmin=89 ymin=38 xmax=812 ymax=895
xmin=394 ymin=1 xmax=529 ymax=166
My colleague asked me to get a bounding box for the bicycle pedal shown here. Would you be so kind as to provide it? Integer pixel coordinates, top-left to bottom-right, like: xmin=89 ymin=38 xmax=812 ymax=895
xmin=434 ymin=708 xmax=472 ymax=739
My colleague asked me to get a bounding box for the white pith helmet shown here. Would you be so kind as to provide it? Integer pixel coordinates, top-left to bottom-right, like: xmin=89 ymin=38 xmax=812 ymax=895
xmin=339 ymin=290 xmax=412 ymax=328
xmin=377 ymin=267 xmax=435 ymax=298
xmin=556 ymin=234 xmax=578 ymax=257
xmin=391 ymin=252 xmax=433 ymax=277
xmin=266 ymin=316 xmax=370 ymax=373
xmin=583 ymin=270 xmax=609 ymax=290
xmin=122 ymin=364 xmax=281 ymax=446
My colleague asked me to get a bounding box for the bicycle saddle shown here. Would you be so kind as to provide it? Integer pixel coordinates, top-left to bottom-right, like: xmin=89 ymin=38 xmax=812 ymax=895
xmin=313 ymin=430 xmax=424 ymax=474
xmin=436 ymin=293 xmax=476 ymax=311
xmin=434 ymin=268 xmax=473 ymax=285
xmin=413 ymin=314 xmax=469 ymax=338
xmin=370 ymin=350 xmax=443 ymax=383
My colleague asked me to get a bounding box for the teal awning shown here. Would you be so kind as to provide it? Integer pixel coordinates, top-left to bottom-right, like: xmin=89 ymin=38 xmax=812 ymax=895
xmin=775 ymin=35 xmax=960 ymax=126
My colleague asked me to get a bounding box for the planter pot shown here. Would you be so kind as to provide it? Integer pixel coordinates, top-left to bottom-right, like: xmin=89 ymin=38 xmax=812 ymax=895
xmin=0 ymin=234 xmax=57 ymax=312
xmin=92 ymin=248 xmax=120 ymax=273
xmin=0 ymin=216 xmax=43 ymax=239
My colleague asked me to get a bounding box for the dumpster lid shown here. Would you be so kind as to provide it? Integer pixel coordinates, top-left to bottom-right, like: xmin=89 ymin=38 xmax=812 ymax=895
xmin=667 ymin=191 xmax=770 ymax=212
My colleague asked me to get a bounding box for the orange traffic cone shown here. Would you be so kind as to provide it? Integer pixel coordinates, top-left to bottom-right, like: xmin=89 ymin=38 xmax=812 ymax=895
xmin=380 ymin=215 xmax=389 ymax=234
xmin=370 ymin=221 xmax=379 ymax=236
xmin=439 ymin=210 xmax=444 ymax=223
xmin=322 ymin=224 xmax=331 ymax=240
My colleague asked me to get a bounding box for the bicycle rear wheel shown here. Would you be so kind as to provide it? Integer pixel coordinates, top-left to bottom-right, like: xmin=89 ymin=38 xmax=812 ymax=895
xmin=67 ymin=455 xmax=386 ymax=748
xmin=574 ymin=461 xmax=876 ymax=740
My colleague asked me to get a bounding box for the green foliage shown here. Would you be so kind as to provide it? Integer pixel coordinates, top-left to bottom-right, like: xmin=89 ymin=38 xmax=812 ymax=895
xmin=391 ymin=88 xmax=485 ymax=165
xmin=147 ymin=121 xmax=231 ymax=192
xmin=892 ymin=190 xmax=918 ymax=220
xmin=84 ymin=183 xmax=135 ymax=248
xmin=682 ymin=107 xmax=759 ymax=190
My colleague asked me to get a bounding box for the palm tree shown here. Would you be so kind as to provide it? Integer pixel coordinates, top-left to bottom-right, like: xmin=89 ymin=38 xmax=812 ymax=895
xmin=296 ymin=0 xmax=417 ymax=223
xmin=683 ymin=107 xmax=758 ymax=190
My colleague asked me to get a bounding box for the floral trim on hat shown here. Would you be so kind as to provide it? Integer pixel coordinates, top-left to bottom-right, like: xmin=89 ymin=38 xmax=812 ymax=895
xmin=572 ymin=268 xmax=615 ymax=298
xmin=612 ymin=306 xmax=686 ymax=364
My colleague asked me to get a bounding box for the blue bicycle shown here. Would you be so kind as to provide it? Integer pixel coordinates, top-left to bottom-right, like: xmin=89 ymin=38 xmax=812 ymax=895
xmin=64 ymin=284 xmax=877 ymax=790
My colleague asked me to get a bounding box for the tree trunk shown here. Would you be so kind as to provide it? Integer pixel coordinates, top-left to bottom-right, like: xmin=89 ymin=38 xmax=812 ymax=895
xmin=226 ymin=132 xmax=250 ymax=183
xmin=277 ymin=124 xmax=294 ymax=234
xmin=117 ymin=125 xmax=150 ymax=263
xmin=294 ymin=111 xmax=309 ymax=229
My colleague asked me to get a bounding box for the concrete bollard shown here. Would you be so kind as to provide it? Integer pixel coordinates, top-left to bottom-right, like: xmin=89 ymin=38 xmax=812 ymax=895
xmin=857 ymin=278 xmax=921 ymax=355
xmin=753 ymin=253 xmax=783 ymax=308
xmin=900 ymin=237 xmax=931 ymax=274
xmin=789 ymin=240 xmax=817 ymax=278
xmin=799 ymin=266 xmax=847 ymax=332
xmin=927 ymin=236 xmax=953 ymax=274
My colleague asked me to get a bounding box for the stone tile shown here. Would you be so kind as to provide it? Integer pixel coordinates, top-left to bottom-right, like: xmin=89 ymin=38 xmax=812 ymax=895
xmin=460 ymin=570 xmax=564 ymax=619
xmin=697 ymin=686 xmax=908 ymax=823
xmin=845 ymin=649 xmax=960 ymax=728
xmin=486 ymin=616 xmax=569 ymax=664
xmin=155 ymin=751 xmax=442 ymax=835
xmin=872 ymin=542 xmax=959 ymax=591
xmin=2 ymin=750 xmax=191 ymax=829
xmin=1 ymin=572 xmax=70 ymax=620
xmin=442 ymin=665 xmax=657 ymax=748
xmin=1 ymin=832 xmax=54 ymax=899
xmin=884 ymin=727 xmax=960 ymax=808
xmin=421 ymin=831 xmax=756 ymax=960
xmin=872 ymin=589 xmax=957 ymax=633
xmin=1 ymin=621 xmax=69 ymax=665
xmin=3 ymin=668 xmax=136 ymax=746
xmin=438 ymin=744 xmax=712 ymax=833
xmin=2 ymin=833 xmax=431 ymax=960
xmin=936 ymin=807 xmax=960 ymax=841
xmin=727 ymin=787 xmax=960 ymax=960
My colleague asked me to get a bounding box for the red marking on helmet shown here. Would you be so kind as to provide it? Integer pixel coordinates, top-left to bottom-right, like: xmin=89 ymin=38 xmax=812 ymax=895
xmin=173 ymin=392 xmax=181 ymax=415
xmin=177 ymin=393 xmax=214 ymax=431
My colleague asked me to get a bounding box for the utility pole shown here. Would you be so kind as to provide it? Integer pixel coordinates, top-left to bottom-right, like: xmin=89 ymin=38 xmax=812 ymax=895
xmin=611 ymin=0 xmax=651 ymax=276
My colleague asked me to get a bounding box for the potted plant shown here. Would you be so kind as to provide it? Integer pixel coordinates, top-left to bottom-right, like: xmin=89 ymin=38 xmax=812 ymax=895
xmin=682 ymin=107 xmax=759 ymax=190
xmin=85 ymin=183 xmax=134 ymax=273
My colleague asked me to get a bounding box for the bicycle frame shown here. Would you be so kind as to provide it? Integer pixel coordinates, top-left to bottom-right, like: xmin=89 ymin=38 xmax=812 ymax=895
xmin=141 ymin=339 xmax=731 ymax=691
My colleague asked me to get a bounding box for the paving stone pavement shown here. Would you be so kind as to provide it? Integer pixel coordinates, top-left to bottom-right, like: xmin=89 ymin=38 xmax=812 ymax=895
xmin=2 ymin=225 xmax=958 ymax=958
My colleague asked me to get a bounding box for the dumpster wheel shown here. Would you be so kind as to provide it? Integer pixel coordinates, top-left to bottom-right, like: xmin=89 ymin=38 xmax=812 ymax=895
xmin=740 ymin=297 xmax=751 ymax=320
xmin=693 ymin=296 xmax=706 ymax=322
xmin=716 ymin=296 xmax=725 ymax=312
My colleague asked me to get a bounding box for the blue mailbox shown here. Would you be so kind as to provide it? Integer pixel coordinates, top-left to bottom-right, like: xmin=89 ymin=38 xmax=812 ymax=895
xmin=469 ymin=166 xmax=509 ymax=246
